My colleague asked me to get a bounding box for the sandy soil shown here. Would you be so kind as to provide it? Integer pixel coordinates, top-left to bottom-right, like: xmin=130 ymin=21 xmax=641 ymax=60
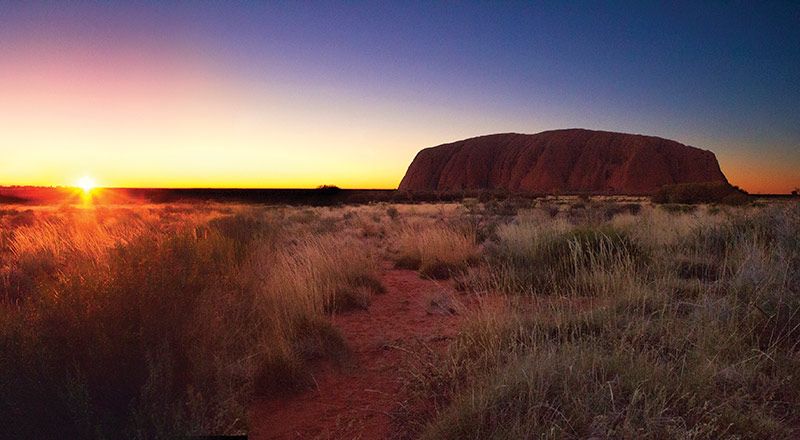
xmin=249 ymin=265 xmax=464 ymax=439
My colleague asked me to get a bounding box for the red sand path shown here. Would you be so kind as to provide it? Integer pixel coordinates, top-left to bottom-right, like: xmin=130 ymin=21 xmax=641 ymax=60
xmin=249 ymin=266 xmax=464 ymax=439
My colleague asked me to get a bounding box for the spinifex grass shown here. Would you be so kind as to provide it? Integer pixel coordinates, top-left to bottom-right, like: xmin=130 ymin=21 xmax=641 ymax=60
xmin=0 ymin=204 xmax=384 ymax=438
xmin=398 ymin=202 xmax=800 ymax=439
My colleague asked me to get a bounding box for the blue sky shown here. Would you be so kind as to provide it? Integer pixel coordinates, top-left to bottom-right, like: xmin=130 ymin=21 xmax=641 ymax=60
xmin=1 ymin=1 xmax=798 ymax=191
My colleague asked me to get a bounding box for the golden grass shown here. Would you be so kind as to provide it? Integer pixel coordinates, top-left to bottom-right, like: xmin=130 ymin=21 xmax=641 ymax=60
xmin=0 ymin=203 xmax=384 ymax=437
xmin=399 ymin=201 xmax=800 ymax=439
xmin=2 ymin=198 xmax=798 ymax=438
xmin=393 ymin=223 xmax=478 ymax=279
xmin=261 ymin=234 xmax=384 ymax=316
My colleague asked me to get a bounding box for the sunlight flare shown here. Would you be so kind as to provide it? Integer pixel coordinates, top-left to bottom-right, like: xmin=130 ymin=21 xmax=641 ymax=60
xmin=76 ymin=175 xmax=97 ymax=193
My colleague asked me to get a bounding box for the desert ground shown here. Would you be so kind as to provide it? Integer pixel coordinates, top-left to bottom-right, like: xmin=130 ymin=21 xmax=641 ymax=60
xmin=1 ymin=195 xmax=798 ymax=438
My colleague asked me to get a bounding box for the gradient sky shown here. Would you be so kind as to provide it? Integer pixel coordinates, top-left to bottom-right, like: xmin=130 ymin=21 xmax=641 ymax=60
xmin=1 ymin=2 xmax=798 ymax=193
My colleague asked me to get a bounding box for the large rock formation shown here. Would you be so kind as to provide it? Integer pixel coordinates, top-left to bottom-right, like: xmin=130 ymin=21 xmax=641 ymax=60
xmin=398 ymin=129 xmax=728 ymax=194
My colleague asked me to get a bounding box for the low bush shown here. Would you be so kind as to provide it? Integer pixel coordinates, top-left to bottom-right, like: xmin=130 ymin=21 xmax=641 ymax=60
xmin=660 ymin=203 xmax=698 ymax=214
xmin=652 ymin=181 xmax=749 ymax=205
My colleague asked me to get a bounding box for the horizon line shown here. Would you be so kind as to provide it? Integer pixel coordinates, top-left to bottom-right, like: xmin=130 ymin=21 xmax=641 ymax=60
xmin=0 ymin=185 xmax=794 ymax=196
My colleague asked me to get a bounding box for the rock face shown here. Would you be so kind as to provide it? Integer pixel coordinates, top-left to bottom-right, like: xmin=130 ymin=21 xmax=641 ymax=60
xmin=398 ymin=129 xmax=728 ymax=194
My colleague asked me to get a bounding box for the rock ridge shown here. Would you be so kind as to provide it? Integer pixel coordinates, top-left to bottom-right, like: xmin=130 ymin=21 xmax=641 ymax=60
xmin=398 ymin=129 xmax=728 ymax=194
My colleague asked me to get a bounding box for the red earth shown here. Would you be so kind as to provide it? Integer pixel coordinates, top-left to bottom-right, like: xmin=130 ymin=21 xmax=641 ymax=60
xmin=398 ymin=128 xmax=728 ymax=195
xmin=249 ymin=265 xmax=466 ymax=439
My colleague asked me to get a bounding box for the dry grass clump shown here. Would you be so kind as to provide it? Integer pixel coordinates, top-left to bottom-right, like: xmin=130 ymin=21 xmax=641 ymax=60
xmin=2 ymin=229 xmax=252 ymax=437
xmin=262 ymin=234 xmax=384 ymax=316
xmin=480 ymin=219 xmax=647 ymax=296
xmin=0 ymin=209 xmax=285 ymax=437
xmin=393 ymin=224 xmax=478 ymax=279
xmin=0 ymin=205 xmax=384 ymax=438
xmin=565 ymin=200 xmax=643 ymax=224
xmin=401 ymin=203 xmax=800 ymax=439
xmin=2 ymin=209 xmax=157 ymax=303
xmin=8 ymin=212 xmax=148 ymax=261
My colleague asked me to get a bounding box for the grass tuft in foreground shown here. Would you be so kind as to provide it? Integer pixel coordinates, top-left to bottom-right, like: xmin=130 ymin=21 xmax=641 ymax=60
xmin=0 ymin=206 xmax=384 ymax=438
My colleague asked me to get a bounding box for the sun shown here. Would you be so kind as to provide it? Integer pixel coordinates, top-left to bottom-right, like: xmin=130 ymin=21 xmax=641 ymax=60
xmin=76 ymin=175 xmax=97 ymax=193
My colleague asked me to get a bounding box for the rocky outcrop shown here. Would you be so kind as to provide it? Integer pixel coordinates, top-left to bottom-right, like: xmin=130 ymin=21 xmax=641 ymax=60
xmin=398 ymin=129 xmax=728 ymax=194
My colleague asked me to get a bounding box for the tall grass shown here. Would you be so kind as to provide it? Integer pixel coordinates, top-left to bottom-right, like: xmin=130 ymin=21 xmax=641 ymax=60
xmin=0 ymin=205 xmax=384 ymax=438
xmin=393 ymin=223 xmax=477 ymax=279
xmin=478 ymin=219 xmax=646 ymax=296
xmin=402 ymin=203 xmax=800 ymax=438
xmin=265 ymin=235 xmax=383 ymax=315
xmin=3 ymin=200 xmax=797 ymax=438
xmin=250 ymin=234 xmax=384 ymax=396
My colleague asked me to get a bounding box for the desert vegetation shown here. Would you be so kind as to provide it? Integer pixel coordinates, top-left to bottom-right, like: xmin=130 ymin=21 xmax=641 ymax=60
xmin=1 ymin=196 xmax=798 ymax=438
xmin=652 ymin=181 xmax=749 ymax=205
xmin=0 ymin=204 xmax=384 ymax=437
xmin=400 ymin=200 xmax=800 ymax=439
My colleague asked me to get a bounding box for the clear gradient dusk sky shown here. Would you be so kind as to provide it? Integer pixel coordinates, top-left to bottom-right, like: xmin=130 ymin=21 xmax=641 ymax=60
xmin=1 ymin=2 xmax=798 ymax=193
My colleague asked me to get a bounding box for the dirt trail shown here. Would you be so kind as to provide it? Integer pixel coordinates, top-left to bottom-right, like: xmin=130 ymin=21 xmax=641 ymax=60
xmin=249 ymin=265 xmax=463 ymax=439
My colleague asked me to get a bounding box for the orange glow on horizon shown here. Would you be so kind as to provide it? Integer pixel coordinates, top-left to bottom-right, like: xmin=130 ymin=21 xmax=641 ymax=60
xmin=716 ymin=151 xmax=800 ymax=195
xmin=0 ymin=40 xmax=438 ymax=191
xmin=1 ymin=39 xmax=797 ymax=194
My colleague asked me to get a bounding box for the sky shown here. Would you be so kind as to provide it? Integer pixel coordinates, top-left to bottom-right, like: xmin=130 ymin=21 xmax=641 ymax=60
xmin=1 ymin=1 xmax=798 ymax=193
